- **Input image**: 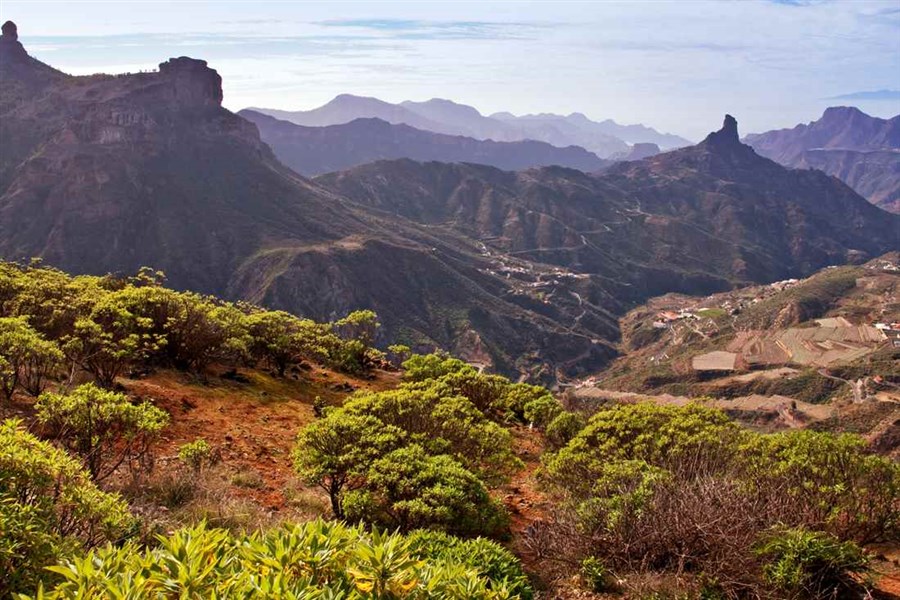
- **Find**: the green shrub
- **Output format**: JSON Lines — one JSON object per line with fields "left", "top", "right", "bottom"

{"left": 435, "top": 369, "right": 510, "bottom": 417}
{"left": 35, "top": 383, "right": 169, "bottom": 481}
{"left": 407, "top": 529, "right": 533, "bottom": 598}
{"left": 580, "top": 556, "right": 611, "bottom": 593}
{"left": 402, "top": 352, "right": 470, "bottom": 382}
{"left": 294, "top": 413, "right": 406, "bottom": 518}
{"left": 503, "top": 382, "right": 555, "bottom": 421}
{"left": 741, "top": 430, "right": 900, "bottom": 543}
{"left": 523, "top": 393, "right": 562, "bottom": 428}
{"left": 177, "top": 439, "right": 212, "bottom": 474}
{"left": 545, "top": 411, "right": 586, "bottom": 448}
{"left": 755, "top": 527, "right": 869, "bottom": 597}
{"left": 0, "top": 317, "right": 63, "bottom": 399}
{"left": 537, "top": 403, "right": 898, "bottom": 597}
{"left": 19, "top": 519, "right": 530, "bottom": 599}
{"left": 294, "top": 372, "right": 521, "bottom": 534}
{"left": 0, "top": 419, "right": 133, "bottom": 597}
{"left": 542, "top": 402, "right": 741, "bottom": 500}
{"left": 246, "top": 310, "right": 306, "bottom": 377}
{"left": 339, "top": 387, "right": 521, "bottom": 484}
{"left": 344, "top": 445, "right": 508, "bottom": 537}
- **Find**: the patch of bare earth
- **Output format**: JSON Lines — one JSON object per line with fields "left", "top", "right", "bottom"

{"left": 122, "top": 365, "right": 399, "bottom": 513}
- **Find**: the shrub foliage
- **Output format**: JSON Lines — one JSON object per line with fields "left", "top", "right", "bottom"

{"left": 20, "top": 519, "right": 530, "bottom": 599}
{"left": 0, "top": 419, "right": 134, "bottom": 597}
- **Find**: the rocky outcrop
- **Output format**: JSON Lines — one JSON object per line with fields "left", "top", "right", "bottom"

{"left": 158, "top": 57, "right": 224, "bottom": 108}
{"left": 0, "top": 20, "right": 25, "bottom": 59}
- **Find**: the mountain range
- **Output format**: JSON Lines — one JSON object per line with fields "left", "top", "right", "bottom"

{"left": 745, "top": 107, "right": 900, "bottom": 213}
{"left": 1, "top": 23, "right": 897, "bottom": 382}
{"left": 248, "top": 94, "right": 691, "bottom": 158}
{"left": 238, "top": 110, "right": 609, "bottom": 176}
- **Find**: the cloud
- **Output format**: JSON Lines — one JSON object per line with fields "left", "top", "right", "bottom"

{"left": 768, "top": 0, "right": 827, "bottom": 6}
{"left": 827, "top": 89, "right": 900, "bottom": 101}
{"left": 317, "top": 18, "right": 548, "bottom": 40}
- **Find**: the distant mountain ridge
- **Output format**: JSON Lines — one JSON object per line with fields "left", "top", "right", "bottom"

{"left": 490, "top": 111, "right": 691, "bottom": 150}
{"left": 745, "top": 107, "right": 900, "bottom": 212}
{"left": 2, "top": 22, "right": 896, "bottom": 382}
{"left": 247, "top": 94, "right": 691, "bottom": 158}
{"left": 239, "top": 109, "right": 609, "bottom": 176}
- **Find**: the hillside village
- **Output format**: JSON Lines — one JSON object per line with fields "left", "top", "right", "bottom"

{"left": 571, "top": 255, "right": 900, "bottom": 446}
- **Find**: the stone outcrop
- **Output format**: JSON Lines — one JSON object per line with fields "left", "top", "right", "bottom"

{"left": 158, "top": 57, "right": 224, "bottom": 108}
{"left": 1, "top": 21, "right": 31, "bottom": 62}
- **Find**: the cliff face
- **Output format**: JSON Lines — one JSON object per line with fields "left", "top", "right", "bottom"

{"left": 0, "top": 24, "right": 343, "bottom": 294}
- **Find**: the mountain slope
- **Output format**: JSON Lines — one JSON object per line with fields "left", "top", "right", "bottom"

{"left": 321, "top": 116, "right": 898, "bottom": 293}
{"left": 238, "top": 110, "right": 608, "bottom": 175}
{"left": 745, "top": 107, "right": 900, "bottom": 212}
{"left": 399, "top": 98, "right": 522, "bottom": 142}
{"left": 0, "top": 24, "right": 620, "bottom": 381}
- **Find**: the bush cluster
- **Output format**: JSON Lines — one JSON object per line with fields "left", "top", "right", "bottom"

{"left": 536, "top": 402, "right": 899, "bottom": 597}
{"left": 0, "top": 261, "right": 383, "bottom": 394}
{"left": 0, "top": 420, "right": 134, "bottom": 597}
{"left": 293, "top": 356, "right": 527, "bottom": 536}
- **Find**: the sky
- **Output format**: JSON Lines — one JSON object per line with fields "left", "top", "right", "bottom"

{"left": 1, "top": 0, "right": 898, "bottom": 140}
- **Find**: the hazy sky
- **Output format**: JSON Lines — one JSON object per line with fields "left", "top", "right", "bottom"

{"left": 2, "top": 0, "right": 898, "bottom": 140}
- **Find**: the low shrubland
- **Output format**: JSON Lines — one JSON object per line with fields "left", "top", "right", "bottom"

{"left": 0, "top": 261, "right": 384, "bottom": 395}
{"left": 533, "top": 402, "right": 899, "bottom": 598}
{"left": 3, "top": 260, "right": 897, "bottom": 599}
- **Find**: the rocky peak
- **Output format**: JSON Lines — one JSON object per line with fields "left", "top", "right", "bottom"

{"left": 698, "top": 114, "right": 761, "bottom": 163}
{"left": 705, "top": 114, "right": 740, "bottom": 145}
{"left": 2, "top": 20, "right": 18, "bottom": 40}
{"left": 0, "top": 20, "right": 28, "bottom": 61}
{"left": 157, "top": 56, "right": 223, "bottom": 108}
{"left": 820, "top": 106, "right": 864, "bottom": 122}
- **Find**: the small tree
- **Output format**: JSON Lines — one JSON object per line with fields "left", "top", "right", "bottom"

{"left": 335, "top": 310, "right": 380, "bottom": 347}
{"left": 61, "top": 292, "right": 161, "bottom": 388}
{"left": 0, "top": 317, "right": 63, "bottom": 399}
{"left": 35, "top": 384, "right": 169, "bottom": 481}
{"left": 386, "top": 344, "right": 411, "bottom": 368}
{"left": 247, "top": 310, "right": 304, "bottom": 377}
{"left": 755, "top": 527, "right": 870, "bottom": 597}
{"left": 344, "top": 445, "right": 508, "bottom": 536}
{"left": 293, "top": 413, "right": 405, "bottom": 518}
{"left": 341, "top": 386, "right": 521, "bottom": 484}
{"left": 545, "top": 411, "right": 586, "bottom": 449}
{"left": 402, "top": 352, "right": 469, "bottom": 382}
